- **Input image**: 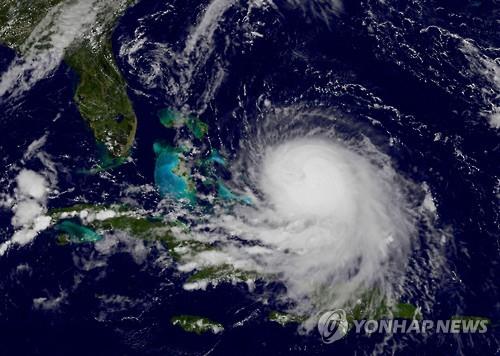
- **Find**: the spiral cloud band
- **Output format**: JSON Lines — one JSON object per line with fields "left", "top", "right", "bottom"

{"left": 184, "top": 111, "right": 427, "bottom": 323}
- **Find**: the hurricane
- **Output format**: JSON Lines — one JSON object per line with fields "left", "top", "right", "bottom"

{"left": 0, "top": 0, "right": 498, "bottom": 354}
{"left": 176, "top": 106, "right": 441, "bottom": 329}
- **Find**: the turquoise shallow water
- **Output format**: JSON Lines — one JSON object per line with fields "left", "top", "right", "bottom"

{"left": 153, "top": 142, "right": 194, "bottom": 201}
{"left": 55, "top": 220, "right": 102, "bottom": 243}
{"left": 0, "top": 0, "right": 498, "bottom": 355}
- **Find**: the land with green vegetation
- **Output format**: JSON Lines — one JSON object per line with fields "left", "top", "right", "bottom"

{"left": 49, "top": 204, "right": 211, "bottom": 260}
{"left": 0, "top": 0, "right": 137, "bottom": 161}
{"left": 49, "top": 204, "right": 259, "bottom": 288}
{"left": 158, "top": 109, "right": 209, "bottom": 140}
{"left": 269, "top": 311, "right": 306, "bottom": 326}
{"left": 171, "top": 315, "right": 224, "bottom": 334}
{"left": 56, "top": 220, "right": 103, "bottom": 244}
{"left": 48, "top": 205, "right": 493, "bottom": 333}
{"left": 66, "top": 41, "right": 136, "bottom": 159}
{"left": 0, "top": 0, "right": 64, "bottom": 47}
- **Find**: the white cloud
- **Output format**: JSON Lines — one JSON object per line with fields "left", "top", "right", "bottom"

{"left": 182, "top": 128, "right": 444, "bottom": 329}
{"left": 0, "top": 137, "right": 57, "bottom": 256}
{"left": 460, "top": 40, "right": 500, "bottom": 129}
{"left": 15, "top": 169, "right": 48, "bottom": 200}
{"left": 0, "top": 0, "right": 131, "bottom": 98}
{"left": 5, "top": 169, "right": 51, "bottom": 249}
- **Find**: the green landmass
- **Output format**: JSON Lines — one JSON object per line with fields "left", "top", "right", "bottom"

{"left": 171, "top": 315, "right": 224, "bottom": 335}
{"left": 65, "top": 41, "right": 136, "bottom": 159}
{"left": 0, "top": 0, "right": 64, "bottom": 47}
{"left": 88, "top": 214, "right": 212, "bottom": 260}
{"left": 268, "top": 289, "right": 422, "bottom": 329}
{"left": 48, "top": 204, "right": 212, "bottom": 260}
{"left": 55, "top": 220, "right": 102, "bottom": 243}
{"left": 0, "top": 0, "right": 137, "bottom": 161}
{"left": 49, "top": 203, "right": 99, "bottom": 216}
{"left": 158, "top": 109, "right": 209, "bottom": 140}
{"left": 49, "top": 205, "right": 492, "bottom": 335}
{"left": 269, "top": 311, "right": 306, "bottom": 326}
{"left": 346, "top": 289, "right": 422, "bottom": 322}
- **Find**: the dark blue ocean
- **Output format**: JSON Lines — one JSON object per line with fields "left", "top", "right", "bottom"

{"left": 0, "top": 0, "right": 498, "bottom": 355}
